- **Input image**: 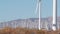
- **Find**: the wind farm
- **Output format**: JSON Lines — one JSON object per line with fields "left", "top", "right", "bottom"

{"left": 0, "top": 0, "right": 60, "bottom": 34}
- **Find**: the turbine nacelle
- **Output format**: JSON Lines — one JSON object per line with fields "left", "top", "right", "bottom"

{"left": 39, "top": 0, "right": 41, "bottom": 2}
{"left": 37, "top": 0, "right": 41, "bottom": 2}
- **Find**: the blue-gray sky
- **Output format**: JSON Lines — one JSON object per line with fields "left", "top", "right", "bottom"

{"left": 0, "top": 0, "right": 60, "bottom": 22}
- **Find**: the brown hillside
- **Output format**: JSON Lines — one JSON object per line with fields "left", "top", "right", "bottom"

{"left": 0, "top": 27, "right": 60, "bottom": 34}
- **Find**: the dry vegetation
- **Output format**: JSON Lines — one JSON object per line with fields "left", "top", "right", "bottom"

{"left": 0, "top": 27, "right": 60, "bottom": 34}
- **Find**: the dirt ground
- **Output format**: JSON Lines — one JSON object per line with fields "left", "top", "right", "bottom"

{"left": 0, "top": 27, "right": 60, "bottom": 34}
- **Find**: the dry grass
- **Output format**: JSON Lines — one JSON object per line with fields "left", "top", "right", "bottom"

{"left": 0, "top": 27, "right": 60, "bottom": 34}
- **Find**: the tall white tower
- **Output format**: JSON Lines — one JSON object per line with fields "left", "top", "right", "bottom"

{"left": 35, "top": 0, "right": 41, "bottom": 30}
{"left": 53, "top": 0, "right": 57, "bottom": 30}
{"left": 38, "top": 0, "right": 41, "bottom": 30}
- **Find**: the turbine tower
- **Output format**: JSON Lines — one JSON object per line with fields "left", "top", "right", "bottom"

{"left": 35, "top": 0, "right": 41, "bottom": 30}
{"left": 53, "top": 0, "right": 57, "bottom": 30}
{"left": 39, "top": 0, "right": 41, "bottom": 30}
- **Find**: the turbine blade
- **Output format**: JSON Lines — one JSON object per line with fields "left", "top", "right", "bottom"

{"left": 35, "top": 0, "right": 39, "bottom": 14}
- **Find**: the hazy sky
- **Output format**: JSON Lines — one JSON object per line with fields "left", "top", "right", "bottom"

{"left": 0, "top": 0, "right": 60, "bottom": 22}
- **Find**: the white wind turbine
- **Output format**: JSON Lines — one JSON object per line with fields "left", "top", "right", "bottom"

{"left": 35, "top": 0, "right": 41, "bottom": 30}
{"left": 35, "top": 0, "right": 57, "bottom": 31}
{"left": 53, "top": 0, "right": 57, "bottom": 31}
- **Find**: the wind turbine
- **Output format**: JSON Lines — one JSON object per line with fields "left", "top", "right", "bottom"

{"left": 35, "top": 0, "right": 41, "bottom": 30}
{"left": 53, "top": 0, "right": 57, "bottom": 31}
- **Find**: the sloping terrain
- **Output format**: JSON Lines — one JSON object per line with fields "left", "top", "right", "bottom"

{"left": 0, "top": 17, "right": 60, "bottom": 30}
